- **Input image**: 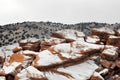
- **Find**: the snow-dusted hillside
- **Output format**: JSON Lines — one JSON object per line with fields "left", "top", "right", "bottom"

{"left": 0, "top": 21, "right": 120, "bottom": 46}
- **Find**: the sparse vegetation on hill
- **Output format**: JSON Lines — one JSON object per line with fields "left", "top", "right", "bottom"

{"left": 0, "top": 21, "right": 120, "bottom": 46}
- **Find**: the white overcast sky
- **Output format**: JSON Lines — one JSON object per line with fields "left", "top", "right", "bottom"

{"left": 0, "top": 0, "right": 120, "bottom": 25}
